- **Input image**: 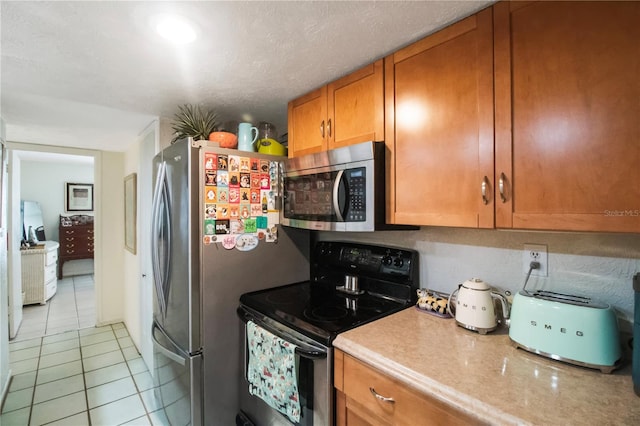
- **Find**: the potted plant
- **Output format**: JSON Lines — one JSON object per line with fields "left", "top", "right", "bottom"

{"left": 171, "top": 104, "right": 218, "bottom": 143}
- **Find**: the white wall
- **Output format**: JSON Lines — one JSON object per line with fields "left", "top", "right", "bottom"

{"left": 0, "top": 119, "right": 10, "bottom": 404}
{"left": 320, "top": 227, "right": 640, "bottom": 332}
{"left": 95, "top": 151, "right": 125, "bottom": 325}
{"left": 21, "top": 161, "right": 93, "bottom": 242}
{"left": 123, "top": 133, "right": 141, "bottom": 348}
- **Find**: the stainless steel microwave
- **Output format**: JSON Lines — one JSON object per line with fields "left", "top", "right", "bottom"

{"left": 281, "top": 141, "right": 402, "bottom": 232}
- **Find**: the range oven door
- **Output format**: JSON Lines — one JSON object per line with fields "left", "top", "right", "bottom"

{"left": 237, "top": 306, "right": 332, "bottom": 426}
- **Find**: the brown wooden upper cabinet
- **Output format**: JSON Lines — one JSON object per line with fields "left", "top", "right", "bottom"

{"left": 494, "top": 1, "right": 640, "bottom": 233}
{"left": 287, "top": 60, "right": 384, "bottom": 157}
{"left": 385, "top": 8, "right": 494, "bottom": 228}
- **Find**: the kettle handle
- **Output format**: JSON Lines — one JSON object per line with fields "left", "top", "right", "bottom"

{"left": 447, "top": 286, "right": 460, "bottom": 317}
{"left": 490, "top": 291, "right": 510, "bottom": 321}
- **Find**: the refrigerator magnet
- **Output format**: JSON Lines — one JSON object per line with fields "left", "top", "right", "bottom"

{"left": 260, "top": 174, "right": 270, "bottom": 189}
{"left": 204, "top": 219, "right": 216, "bottom": 235}
{"left": 221, "top": 234, "right": 236, "bottom": 249}
{"left": 205, "top": 153, "right": 216, "bottom": 170}
{"left": 236, "top": 234, "right": 259, "bottom": 251}
{"left": 217, "top": 171, "right": 229, "bottom": 187}
{"left": 240, "top": 157, "right": 250, "bottom": 172}
{"left": 250, "top": 204, "right": 262, "bottom": 217}
{"left": 229, "top": 155, "right": 240, "bottom": 172}
{"left": 260, "top": 160, "right": 269, "bottom": 173}
{"left": 251, "top": 158, "right": 259, "bottom": 171}
{"left": 241, "top": 188, "right": 251, "bottom": 203}
{"left": 251, "top": 172, "right": 261, "bottom": 188}
{"left": 265, "top": 225, "right": 277, "bottom": 243}
{"left": 205, "top": 187, "right": 217, "bottom": 202}
{"left": 243, "top": 218, "right": 257, "bottom": 233}
{"left": 229, "top": 172, "right": 240, "bottom": 187}
{"left": 217, "top": 155, "right": 228, "bottom": 170}
{"left": 256, "top": 216, "right": 267, "bottom": 229}
{"left": 230, "top": 219, "right": 244, "bottom": 234}
{"left": 205, "top": 204, "right": 216, "bottom": 219}
{"left": 229, "top": 188, "right": 240, "bottom": 204}
{"left": 215, "top": 219, "right": 230, "bottom": 234}
{"left": 205, "top": 171, "right": 217, "bottom": 186}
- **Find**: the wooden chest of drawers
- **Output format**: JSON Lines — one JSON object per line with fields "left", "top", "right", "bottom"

{"left": 58, "top": 216, "right": 94, "bottom": 279}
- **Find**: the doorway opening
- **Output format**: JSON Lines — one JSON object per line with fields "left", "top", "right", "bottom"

{"left": 10, "top": 149, "right": 98, "bottom": 342}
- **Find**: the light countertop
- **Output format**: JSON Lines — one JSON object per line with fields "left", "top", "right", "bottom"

{"left": 333, "top": 308, "right": 640, "bottom": 425}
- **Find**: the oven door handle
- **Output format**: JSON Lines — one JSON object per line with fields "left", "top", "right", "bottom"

{"left": 238, "top": 307, "right": 327, "bottom": 360}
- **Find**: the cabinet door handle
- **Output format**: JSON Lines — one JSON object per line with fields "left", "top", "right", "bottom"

{"left": 327, "top": 119, "right": 332, "bottom": 138}
{"left": 481, "top": 176, "right": 490, "bottom": 205}
{"left": 369, "top": 387, "right": 395, "bottom": 403}
{"left": 499, "top": 172, "right": 508, "bottom": 203}
{"left": 320, "top": 120, "right": 325, "bottom": 138}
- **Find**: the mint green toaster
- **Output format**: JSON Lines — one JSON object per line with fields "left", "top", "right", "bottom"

{"left": 509, "top": 290, "right": 622, "bottom": 373}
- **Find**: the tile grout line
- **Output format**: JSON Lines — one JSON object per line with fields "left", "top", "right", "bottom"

{"left": 78, "top": 327, "right": 93, "bottom": 426}
{"left": 115, "top": 323, "right": 155, "bottom": 425}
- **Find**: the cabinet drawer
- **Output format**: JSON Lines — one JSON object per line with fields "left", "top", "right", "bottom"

{"left": 45, "top": 249, "right": 58, "bottom": 266}
{"left": 45, "top": 278, "right": 57, "bottom": 300}
{"left": 343, "top": 355, "right": 476, "bottom": 426}
{"left": 44, "top": 264, "right": 57, "bottom": 283}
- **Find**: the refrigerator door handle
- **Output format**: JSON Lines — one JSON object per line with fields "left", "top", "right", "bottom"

{"left": 151, "top": 161, "right": 171, "bottom": 317}
{"left": 152, "top": 321, "right": 188, "bottom": 365}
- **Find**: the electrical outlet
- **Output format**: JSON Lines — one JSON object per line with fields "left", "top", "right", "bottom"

{"left": 523, "top": 244, "right": 548, "bottom": 277}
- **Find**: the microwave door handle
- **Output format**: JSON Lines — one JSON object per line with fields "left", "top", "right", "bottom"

{"left": 332, "top": 169, "right": 345, "bottom": 222}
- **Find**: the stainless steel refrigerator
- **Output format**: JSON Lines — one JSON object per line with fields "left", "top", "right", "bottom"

{"left": 151, "top": 138, "right": 310, "bottom": 426}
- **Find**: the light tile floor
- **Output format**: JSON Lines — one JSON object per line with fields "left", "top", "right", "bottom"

{"left": 2, "top": 324, "right": 168, "bottom": 425}
{"left": 15, "top": 275, "right": 96, "bottom": 342}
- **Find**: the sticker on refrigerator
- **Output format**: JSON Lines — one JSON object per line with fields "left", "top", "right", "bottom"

{"left": 229, "top": 188, "right": 240, "bottom": 204}
{"left": 217, "top": 204, "right": 230, "bottom": 219}
{"left": 229, "top": 155, "right": 240, "bottom": 172}
{"left": 204, "top": 219, "right": 216, "bottom": 235}
{"left": 243, "top": 218, "right": 257, "bottom": 233}
{"left": 236, "top": 234, "right": 259, "bottom": 251}
{"left": 217, "top": 188, "right": 229, "bottom": 203}
{"left": 260, "top": 160, "right": 269, "bottom": 173}
{"left": 240, "top": 157, "right": 250, "bottom": 172}
{"left": 205, "top": 204, "right": 216, "bottom": 219}
{"left": 205, "top": 186, "right": 217, "bottom": 202}
{"left": 217, "top": 171, "right": 229, "bottom": 187}
{"left": 256, "top": 216, "right": 268, "bottom": 230}
{"left": 205, "top": 170, "right": 217, "bottom": 186}
{"left": 265, "top": 225, "right": 278, "bottom": 243}
{"left": 215, "top": 220, "right": 230, "bottom": 234}
{"left": 250, "top": 204, "right": 262, "bottom": 217}
{"left": 221, "top": 234, "right": 236, "bottom": 250}
{"left": 217, "top": 155, "right": 228, "bottom": 170}
{"left": 205, "top": 153, "right": 216, "bottom": 170}
{"left": 251, "top": 158, "right": 259, "bottom": 171}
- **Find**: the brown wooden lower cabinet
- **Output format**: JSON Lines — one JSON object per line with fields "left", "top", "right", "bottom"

{"left": 334, "top": 349, "right": 478, "bottom": 426}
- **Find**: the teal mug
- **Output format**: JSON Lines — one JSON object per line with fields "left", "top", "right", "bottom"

{"left": 238, "top": 122, "right": 258, "bottom": 152}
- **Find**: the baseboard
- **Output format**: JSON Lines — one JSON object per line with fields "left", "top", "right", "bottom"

{"left": 0, "top": 368, "right": 12, "bottom": 414}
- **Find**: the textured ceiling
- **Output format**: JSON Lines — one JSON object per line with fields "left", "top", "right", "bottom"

{"left": 1, "top": 1, "right": 492, "bottom": 152}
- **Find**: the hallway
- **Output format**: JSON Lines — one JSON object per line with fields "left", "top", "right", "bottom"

{"left": 14, "top": 274, "right": 96, "bottom": 342}
{"left": 2, "top": 272, "right": 168, "bottom": 425}
{"left": 2, "top": 323, "right": 166, "bottom": 425}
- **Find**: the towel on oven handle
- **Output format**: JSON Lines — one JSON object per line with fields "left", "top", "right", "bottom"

{"left": 247, "top": 320, "right": 301, "bottom": 423}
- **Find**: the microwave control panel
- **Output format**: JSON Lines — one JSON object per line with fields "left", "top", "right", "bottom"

{"left": 345, "top": 168, "right": 366, "bottom": 222}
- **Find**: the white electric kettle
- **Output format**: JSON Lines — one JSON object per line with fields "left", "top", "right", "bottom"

{"left": 448, "top": 278, "right": 510, "bottom": 335}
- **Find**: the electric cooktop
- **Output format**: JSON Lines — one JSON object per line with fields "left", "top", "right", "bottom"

{"left": 239, "top": 241, "right": 420, "bottom": 345}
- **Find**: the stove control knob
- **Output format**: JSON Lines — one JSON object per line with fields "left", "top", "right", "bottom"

{"left": 393, "top": 257, "right": 404, "bottom": 268}
{"left": 382, "top": 256, "right": 393, "bottom": 266}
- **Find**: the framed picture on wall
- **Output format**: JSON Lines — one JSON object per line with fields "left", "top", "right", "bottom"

{"left": 124, "top": 173, "right": 137, "bottom": 254}
{"left": 66, "top": 182, "right": 94, "bottom": 212}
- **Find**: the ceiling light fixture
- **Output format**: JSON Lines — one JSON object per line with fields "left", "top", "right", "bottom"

{"left": 153, "top": 14, "right": 197, "bottom": 45}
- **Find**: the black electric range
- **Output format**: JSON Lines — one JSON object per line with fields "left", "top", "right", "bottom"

{"left": 239, "top": 241, "right": 419, "bottom": 345}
